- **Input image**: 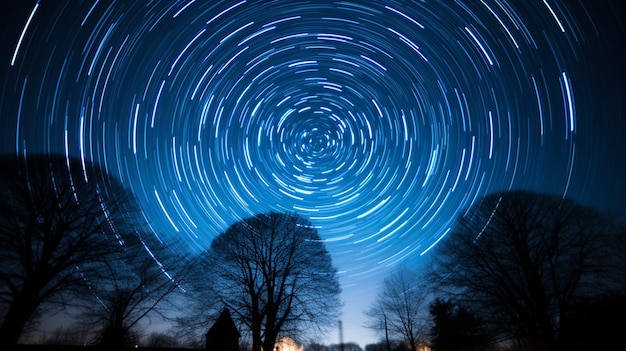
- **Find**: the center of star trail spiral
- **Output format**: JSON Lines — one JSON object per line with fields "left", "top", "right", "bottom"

{"left": 4, "top": 0, "right": 589, "bottom": 281}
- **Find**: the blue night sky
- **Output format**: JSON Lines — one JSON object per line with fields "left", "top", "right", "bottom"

{"left": 1, "top": 0, "right": 625, "bottom": 346}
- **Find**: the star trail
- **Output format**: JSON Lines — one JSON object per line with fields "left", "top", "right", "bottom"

{"left": 1, "top": 0, "right": 625, "bottom": 344}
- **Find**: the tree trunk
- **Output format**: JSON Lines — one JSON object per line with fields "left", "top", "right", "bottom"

{"left": 252, "top": 320, "right": 263, "bottom": 351}
{"left": 0, "top": 292, "right": 38, "bottom": 347}
{"left": 263, "top": 336, "right": 277, "bottom": 351}
{"left": 384, "top": 314, "right": 392, "bottom": 351}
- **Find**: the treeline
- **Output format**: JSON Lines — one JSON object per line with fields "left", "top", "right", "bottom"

{"left": 2, "top": 154, "right": 625, "bottom": 351}
{"left": 0, "top": 154, "right": 341, "bottom": 350}
{"left": 0, "top": 154, "right": 193, "bottom": 348}
{"left": 364, "top": 191, "right": 626, "bottom": 351}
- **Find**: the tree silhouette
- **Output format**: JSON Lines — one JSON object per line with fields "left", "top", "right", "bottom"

{"left": 428, "top": 298, "right": 489, "bottom": 351}
{"left": 428, "top": 190, "right": 626, "bottom": 350}
{"left": 559, "top": 292, "right": 626, "bottom": 349}
{"left": 84, "top": 238, "right": 186, "bottom": 348}
{"left": 0, "top": 154, "right": 147, "bottom": 346}
{"left": 365, "top": 340, "right": 404, "bottom": 351}
{"left": 306, "top": 342, "right": 332, "bottom": 351}
{"left": 365, "top": 268, "right": 430, "bottom": 351}
{"left": 143, "top": 331, "right": 180, "bottom": 348}
{"left": 203, "top": 211, "right": 341, "bottom": 351}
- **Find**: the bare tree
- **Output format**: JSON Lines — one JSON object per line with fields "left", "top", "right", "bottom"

{"left": 143, "top": 331, "right": 180, "bottom": 348}
{"left": 82, "top": 237, "right": 188, "bottom": 348}
{"left": 428, "top": 190, "right": 626, "bottom": 351}
{"left": 204, "top": 211, "right": 341, "bottom": 351}
{"left": 0, "top": 154, "right": 145, "bottom": 346}
{"left": 365, "top": 268, "right": 430, "bottom": 351}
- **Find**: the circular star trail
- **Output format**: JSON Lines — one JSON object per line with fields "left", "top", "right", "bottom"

{"left": 1, "top": 0, "right": 625, "bottom": 291}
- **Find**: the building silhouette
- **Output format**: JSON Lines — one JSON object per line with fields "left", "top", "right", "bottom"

{"left": 206, "top": 308, "right": 240, "bottom": 351}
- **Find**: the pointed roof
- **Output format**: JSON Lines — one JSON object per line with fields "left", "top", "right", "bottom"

{"left": 206, "top": 308, "right": 240, "bottom": 338}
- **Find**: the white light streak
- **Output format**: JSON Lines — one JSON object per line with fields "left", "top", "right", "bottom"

{"left": 488, "top": 111, "right": 494, "bottom": 159}
{"left": 543, "top": 0, "right": 566, "bottom": 32}
{"left": 357, "top": 196, "right": 390, "bottom": 219}
{"left": 132, "top": 103, "right": 140, "bottom": 154}
{"left": 169, "top": 28, "right": 206, "bottom": 76}
{"left": 207, "top": 1, "right": 246, "bottom": 25}
{"left": 561, "top": 72, "right": 575, "bottom": 133}
{"left": 465, "top": 26, "right": 494, "bottom": 66}
{"left": 385, "top": 6, "right": 424, "bottom": 28}
{"left": 173, "top": 0, "right": 195, "bottom": 18}
{"left": 372, "top": 99, "right": 383, "bottom": 117}
{"left": 154, "top": 189, "right": 180, "bottom": 232}
{"left": 11, "top": 2, "right": 39, "bottom": 66}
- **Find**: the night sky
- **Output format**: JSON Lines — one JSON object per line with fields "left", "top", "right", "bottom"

{"left": 1, "top": 0, "right": 625, "bottom": 346}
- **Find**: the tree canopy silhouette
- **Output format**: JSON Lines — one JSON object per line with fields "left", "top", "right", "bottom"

{"left": 202, "top": 211, "right": 341, "bottom": 351}
{"left": 0, "top": 154, "right": 152, "bottom": 346}
{"left": 428, "top": 190, "right": 626, "bottom": 351}
{"left": 428, "top": 298, "right": 489, "bottom": 351}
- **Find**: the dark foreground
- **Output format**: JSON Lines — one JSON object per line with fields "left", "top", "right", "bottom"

{"left": 14, "top": 346, "right": 201, "bottom": 351}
